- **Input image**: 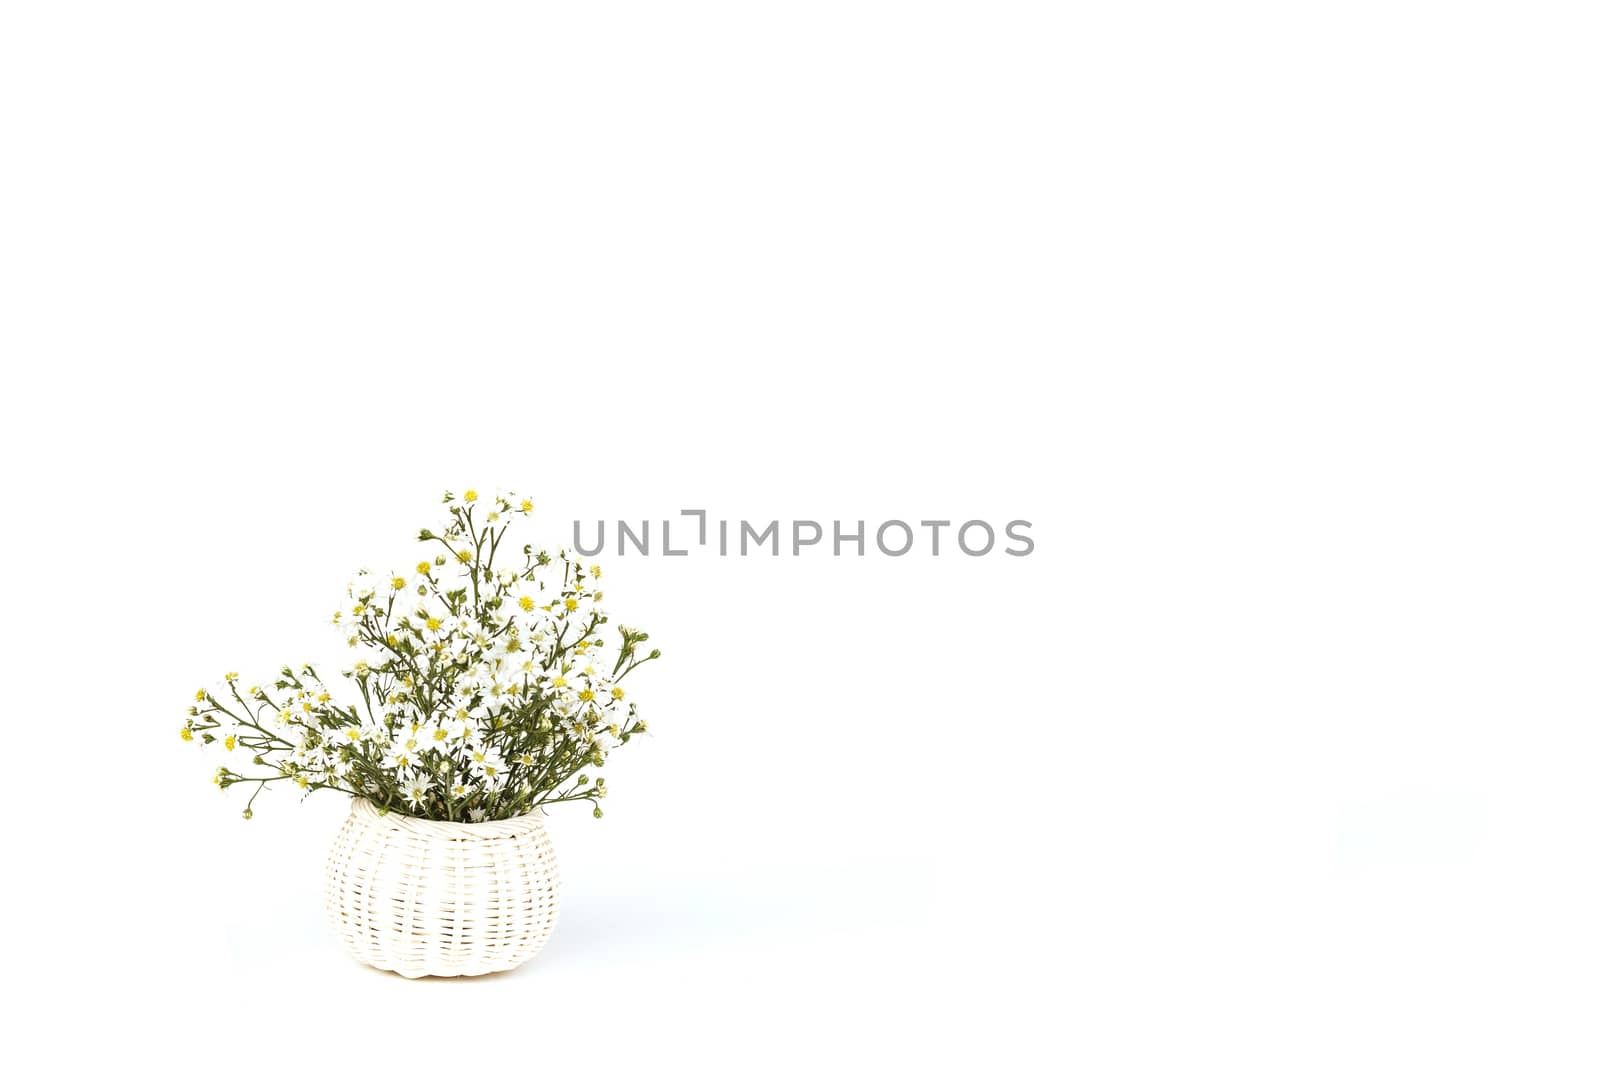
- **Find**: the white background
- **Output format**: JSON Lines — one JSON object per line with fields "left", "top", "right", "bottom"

{"left": 3, "top": 3, "right": 1598, "bottom": 1064}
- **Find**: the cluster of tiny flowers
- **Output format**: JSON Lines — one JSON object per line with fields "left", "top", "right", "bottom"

{"left": 181, "top": 490, "right": 657, "bottom": 822}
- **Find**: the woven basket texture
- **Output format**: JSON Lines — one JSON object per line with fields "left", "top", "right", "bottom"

{"left": 325, "top": 797, "right": 561, "bottom": 978}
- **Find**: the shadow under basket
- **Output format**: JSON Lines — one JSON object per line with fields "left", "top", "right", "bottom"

{"left": 324, "top": 797, "right": 561, "bottom": 978}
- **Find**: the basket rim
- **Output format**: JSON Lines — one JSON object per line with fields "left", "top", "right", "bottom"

{"left": 349, "top": 795, "right": 548, "bottom": 839}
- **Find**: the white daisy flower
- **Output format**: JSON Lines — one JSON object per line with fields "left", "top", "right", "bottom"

{"left": 417, "top": 610, "right": 456, "bottom": 638}
{"left": 398, "top": 774, "right": 431, "bottom": 810}
{"left": 385, "top": 747, "right": 421, "bottom": 771}
{"left": 421, "top": 721, "right": 455, "bottom": 750}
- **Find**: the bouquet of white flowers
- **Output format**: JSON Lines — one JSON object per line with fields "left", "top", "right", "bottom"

{"left": 180, "top": 489, "right": 656, "bottom": 822}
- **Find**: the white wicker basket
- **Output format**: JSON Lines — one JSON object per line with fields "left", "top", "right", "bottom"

{"left": 324, "top": 797, "right": 561, "bottom": 978}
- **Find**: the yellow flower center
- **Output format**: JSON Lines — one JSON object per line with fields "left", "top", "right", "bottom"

{"left": 518, "top": 596, "right": 534, "bottom": 611}
{"left": 520, "top": 499, "right": 533, "bottom": 514}
{"left": 180, "top": 726, "right": 193, "bottom": 742}
{"left": 464, "top": 489, "right": 478, "bottom": 502}
{"left": 223, "top": 736, "right": 236, "bottom": 751}
{"left": 564, "top": 597, "right": 579, "bottom": 612}
{"left": 417, "top": 561, "right": 431, "bottom": 575}
{"left": 392, "top": 576, "right": 407, "bottom": 590}
{"left": 425, "top": 617, "right": 443, "bottom": 632}
{"left": 457, "top": 550, "right": 473, "bottom": 563}
{"left": 579, "top": 688, "right": 596, "bottom": 702}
